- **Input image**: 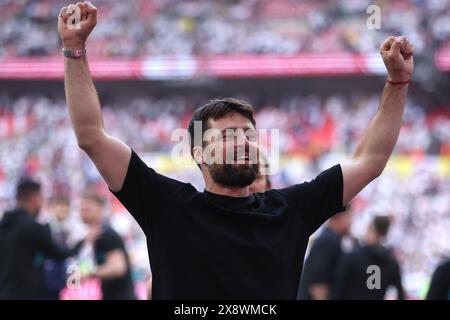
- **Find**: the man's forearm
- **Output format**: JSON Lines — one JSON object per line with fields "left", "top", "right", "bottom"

{"left": 352, "top": 82, "right": 408, "bottom": 174}
{"left": 93, "top": 252, "right": 127, "bottom": 280}
{"left": 64, "top": 56, "right": 104, "bottom": 149}
{"left": 94, "top": 263, "right": 126, "bottom": 280}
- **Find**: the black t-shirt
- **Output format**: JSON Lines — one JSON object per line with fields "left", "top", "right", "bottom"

{"left": 93, "top": 225, "right": 136, "bottom": 300}
{"left": 426, "top": 259, "right": 450, "bottom": 300}
{"left": 111, "top": 150, "right": 345, "bottom": 299}
{"left": 297, "top": 228, "right": 343, "bottom": 300}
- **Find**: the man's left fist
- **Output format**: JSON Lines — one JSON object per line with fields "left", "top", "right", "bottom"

{"left": 380, "top": 36, "right": 414, "bottom": 82}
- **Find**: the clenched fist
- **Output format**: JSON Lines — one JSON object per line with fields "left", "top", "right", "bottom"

{"left": 380, "top": 36, "right": 414, "bottom": 83}
{"left": 57, "top": 1, "right": 97, "bottom": 50}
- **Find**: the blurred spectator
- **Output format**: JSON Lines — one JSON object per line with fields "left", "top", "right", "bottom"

{"left": 298, "top": 207, "right": 354, "bottom": 300}
{"left": 331, "top": 215, "right": 405, "bottom": 300}
{"left": 249, "top": 150, "right": 271, "bottom": 193}
{"left": 42, "top": 195, "right": 81, "bottom": 299}
{"left": 0, "top": 179, "right": 83, "bottom": 299}
{"left": 79, "top": 191, "right": 137, "bottom": 300}
{"left": 426, "top": 258, "right": 450, "bottom": 300}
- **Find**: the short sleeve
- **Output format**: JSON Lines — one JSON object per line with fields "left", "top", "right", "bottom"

{"left": 96, "top": 231, "right": 122, "bottom": 254}
{"left": 276, "top": 164, "right": 345, "bottom": 235}
{"left": 110, "top": 149, "right": 186, "bottom": 232}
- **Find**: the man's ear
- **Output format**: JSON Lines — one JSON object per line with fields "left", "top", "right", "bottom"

{"left": 193, "top": 145, "right": 203, "bottom": 165}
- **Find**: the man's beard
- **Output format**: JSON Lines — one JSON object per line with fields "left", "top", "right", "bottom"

{"left": 208, "top": 163, "right": 258, "bottom": 187}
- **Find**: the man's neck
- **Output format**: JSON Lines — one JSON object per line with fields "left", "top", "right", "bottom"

{"left": 205, "top": 183, "right": 251, "bottom": 197}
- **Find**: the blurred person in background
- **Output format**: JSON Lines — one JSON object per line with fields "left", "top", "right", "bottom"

{"left": 331, "top": 215, "right": 405, "bottom": 300}
{"left": 426, "top": 258, "right": 450, "bottom": 300}
{"left": 0, "top": 180, "right": 83, "bottom": 299}
{"left": 42, "top": 195, "right": 81, "bottom": 299}
{"left": 249, "top": 150, "right": 271, "bottom": 193}
{"left": 297, "top": 207, "right": 353, "bottom": 300}
{"left": 79, "top": 191, "right": 136, "bottom": 300}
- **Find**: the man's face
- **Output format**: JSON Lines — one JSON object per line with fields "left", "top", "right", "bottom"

{"left": 28, "top": 192, "right": 43, "bottom": 217}
{"left": 200, "top": 113, "right": 259, "bottom": 187}
{"left": 80, "top": 198, "right": 102, "bottom": 225}
{"left": 50, "top": 202, "right": 70, "bottom": 222}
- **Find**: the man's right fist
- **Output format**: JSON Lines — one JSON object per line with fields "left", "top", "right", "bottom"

{"left": 57, "top": 1, "right": 97, "bottom": 50}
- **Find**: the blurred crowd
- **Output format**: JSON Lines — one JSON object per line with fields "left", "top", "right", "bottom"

{"left": 0, "top": 92, "right": 449, "bottom": 298}
{"left": 0, "top": 0, "right": 449, "bottom": 58}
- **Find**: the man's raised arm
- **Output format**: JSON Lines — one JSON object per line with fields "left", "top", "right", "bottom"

{"left": 341, "top": 36, "right": 414, "bottom": 205}
{"left": 58, "top": 1, "right": 131, "bottom": 191}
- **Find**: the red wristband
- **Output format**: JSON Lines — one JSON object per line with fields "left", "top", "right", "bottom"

{"left": 387, "top": 80, "right": 411, "bottom": 86}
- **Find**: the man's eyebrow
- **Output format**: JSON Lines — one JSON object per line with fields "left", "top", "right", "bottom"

{"left": 220, "top": 127, "right": 256, "bottom": 134}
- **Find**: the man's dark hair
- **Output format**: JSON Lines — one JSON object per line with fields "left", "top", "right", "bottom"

{"left": 16, "top": 179, "right": 41, "bottom": 202}
{"left": 372, "top": 215, "right": 391, "bottom": 237}
{"left": 187, "top": 98, "right": 256, "bottom": 159}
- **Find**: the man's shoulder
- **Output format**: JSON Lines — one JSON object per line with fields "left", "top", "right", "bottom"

{"left": 7, "top": 211, "right": 47, "bottom": 239}
{"left": 114, "top": 148, "right": 195, "bottom": 199}
{"left": 130, "top": 150, "right": 195, "bottom": 189}
{"left": 264, "top": 184, "right": 309, "bottom": 203}
{"left": 100, "top": 225, "right": 122, "bottom": 241}
{"left": 314, "top": 229, "right": 342, "bottom": 249}
{"left": 95, "top": 226, "right": 124, "bottom": 250}
{"left": 7, "top": 209, "right": 40, "bottom": 227}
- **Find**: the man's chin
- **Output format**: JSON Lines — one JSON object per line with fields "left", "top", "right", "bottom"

{"left": 231, "top": 163, "right": 253, "bottom": 169}
{"left": 208, "top": 163, "right": 258, "bottom": 188}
